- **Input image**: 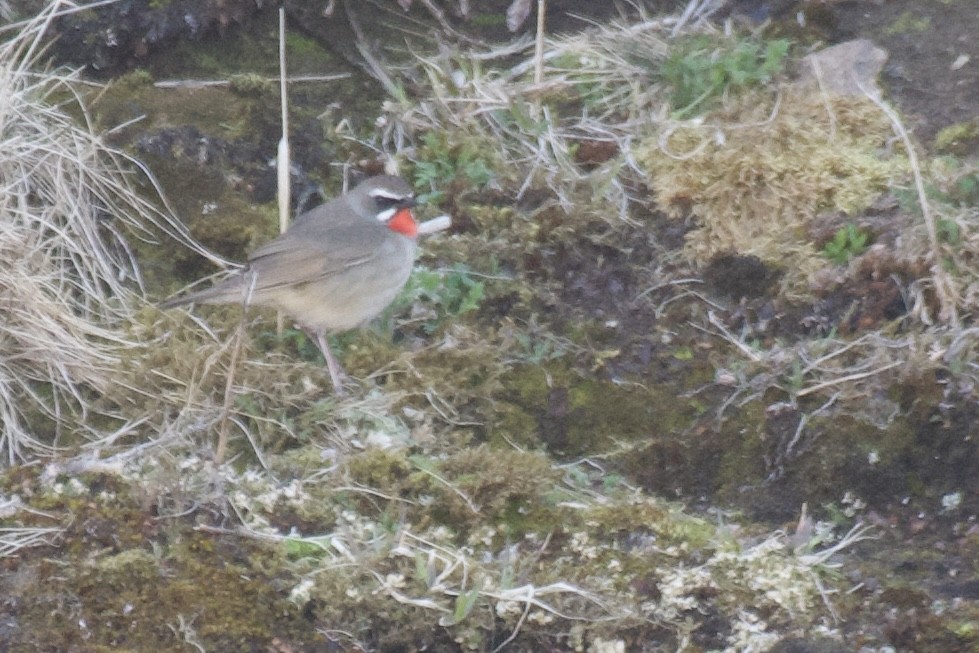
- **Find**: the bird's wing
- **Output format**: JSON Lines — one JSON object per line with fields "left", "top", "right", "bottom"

{"left": 246, "top": 220, "right": 384, "bottom": 292}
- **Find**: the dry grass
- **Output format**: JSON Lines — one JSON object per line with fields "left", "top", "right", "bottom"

{"left": 383, "top": 3, "right": 697, "bottom": 219}
{"left": 0, "top": 2, "right": 223, "bottom": 463}
{"left": 112, "top": 310, "right": 318, "bottom": 444}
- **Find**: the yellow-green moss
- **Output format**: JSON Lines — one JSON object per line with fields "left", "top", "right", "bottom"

{"left": 637, "top": 89, "right": 908, "bottom": 297}
{"left": 1, "top": 471, "right": 317, "bottom": 653}
{"left": 884, "top": 11, "right": 931, "bottom": 35}
{"left": 494, "top": 363, "right": 699, "bottom": 457}
{"left": 934, "top": 118, "right": 979, "bottom": 155}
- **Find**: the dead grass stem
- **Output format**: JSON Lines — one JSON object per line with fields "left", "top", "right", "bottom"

{"left": 386, "top": 3, "right": 678, "bottom": 221}
{"left": 858, "top": 80, "right": 960, "bottom": 326}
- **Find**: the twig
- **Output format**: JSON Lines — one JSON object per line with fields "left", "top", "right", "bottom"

{"left": 152, "top": 74, "right": 351, "bottom": 89}
{"left": 215, "top": 274, "right": 257, "bottom": 464}
{"left": 277, "top": 6, "right": 291, "bottom": 337}
{"left": 707, "top": 311, "right": 763, "bottom": 362}
{"left": 492, "top": 596, "right": 533, "bottom": 653}
{"left": 343, "top": 0, "right": 401, "bottom": 97}
{"left": 278, "top": 7, "right": 291, "bottom": 238}
{"left": 857, "top": 78, "right": 959, "bottom": 326}
{"left": 333, "top": 484, "right": 418, "bottom": 505}
{"left": 795, "top": 361, "right": 902, "bottom": 398}
{"left": 532, "top": 0, "right": 546, "bottom": 117}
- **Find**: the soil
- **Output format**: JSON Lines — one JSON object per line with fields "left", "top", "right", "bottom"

{"left": 832, "top": 0, "right": 979, "bottom": 148}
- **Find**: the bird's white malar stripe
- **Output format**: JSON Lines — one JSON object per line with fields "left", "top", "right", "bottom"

{"left": 376, "top": 206, "right": 397, "bottom": 222}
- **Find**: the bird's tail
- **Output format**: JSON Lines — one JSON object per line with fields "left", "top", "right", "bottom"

{"left": 159, "top": 275, "right": 248, "bottom": 309}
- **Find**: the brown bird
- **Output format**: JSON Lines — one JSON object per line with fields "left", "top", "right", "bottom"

{"left": 161, "top": 174, "right": 419, "bottom": 393}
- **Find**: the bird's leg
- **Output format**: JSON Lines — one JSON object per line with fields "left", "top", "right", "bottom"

{"left": 313, "top": 329, "right": 348, "bottom": 396}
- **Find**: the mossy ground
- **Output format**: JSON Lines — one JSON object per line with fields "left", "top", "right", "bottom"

{"left": 1, "top": 448, "right": 850, "bottom": 652}
{"left": 2, "top": 1, "right": 978, "bottom": 651}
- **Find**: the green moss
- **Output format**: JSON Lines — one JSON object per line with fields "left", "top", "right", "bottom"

{"left": 884, "top": 11, "right": 931, "bottom": 35}
{"left": 0, "top": 469, "right": 315, "bottom": 653}
{"left": 228, "top": 72, "right": 273, "bottom": 95}
{"left": 712, "top": 402, "right": 769, "bottom": 493}
{"left": 420, "top": 446, "right": 565, "bottom": 536}
{"left": 284, "top": 32, "right": 321, "bottom": 57}
{"left": 934, "top": 118, "right": 979, "bottom": 155}
{"left": 114, "top": 68, "right": 155, "bottom": 89}
{"left": 638, "top": 88, "right": 908, "bottom": 297}
{"left": 346, "top": 448, "right": 413, "bottom": 491}
{"left": 582, "top": 499, "right": 714, "bottom": 548}
{"left": 94, "top": 81, "right": 252, "bottom": 140}
{"left": 337, "top": 446, "right": 569, "bottom": 539}
{"left": 469, "top": 12, "right": 507, "bottom": 27}
{"left": 492, "top": 400, "right": 540, "bottom": 448}
{"left": 495, "top": 363, "right": 697, "bottom": 457}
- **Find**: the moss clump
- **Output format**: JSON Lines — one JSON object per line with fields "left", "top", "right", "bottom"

{"left": 418, "top": 445, "right": 563, "bottom": 536}
{"left": 1, "top": 433, "right": 870, "bottom": 653}
{"left": 884, "top": 11, "right": 931, "bottom": 35}
{"left": 338, "top": 446, "right": 566, "bottom": 539}
{"left": 934, "top": 117, "right": 979, "bottom": 155}
{"left": 496, "top": 363, "right": 699, "bottom": 457}
{"left": 637, "top": 89, "right": 907, "bottom": 297}
{"left": 581, "top": 498, "right": 715, "bottom": 548}
{"left": 345, "top": 447, "right": 414, "bottom": 492}
{"left": 1, "top": 469, "right": 316, "bottom": 653}
{"left": 228, "top": 72, "right": 273, "bottom": 95}
{"left": 114, "top": 68, "right": 154, "bottom": 89}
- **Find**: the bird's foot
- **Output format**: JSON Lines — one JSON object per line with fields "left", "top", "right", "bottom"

{"left": 310, "top": 329, "right": 352, "bottom": 397}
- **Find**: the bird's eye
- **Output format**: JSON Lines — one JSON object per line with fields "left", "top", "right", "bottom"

{"left": 375, "top": 196, "right": 402, "bottom": 211}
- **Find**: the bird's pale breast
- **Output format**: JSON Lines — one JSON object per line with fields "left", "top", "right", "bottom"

{"left": 264, "top": 233, "right": 416, "bottom": 332}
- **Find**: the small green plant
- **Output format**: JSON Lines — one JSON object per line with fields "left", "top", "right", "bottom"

{"left": 659, "top": 35, "right": 790, "bottom": 117}
{"left": 948, "top": 171, "right": 979, "bottom": 206}
{"left": 258, "top": 327, "right": 324, "bottom": 362}
{"left": 936, "top": 218, "right": 961, "bottom": 246}
{"left": 897, "top": 160, "right": 979, "bottom": 213}
{"left": 395, "top": 265, "right": 485, "bottom": 333}
{"left": 413, "top": 132, "right": 495, "bottom": 203}
{"left": 513, "top": 331, "right": 569, "bottom": 364}
{"left": 822, "top": 224, "right": 870, "bottom": 264}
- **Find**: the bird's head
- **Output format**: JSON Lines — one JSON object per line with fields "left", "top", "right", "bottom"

{"left": 352, "top": 175, "right": 418, "bottom": 238}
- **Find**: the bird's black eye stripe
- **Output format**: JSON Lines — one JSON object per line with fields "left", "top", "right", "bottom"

{"left": 375, "top": 196, "right": 402, "bottom": 211}
{"left": 374, "top": 194, "right": 417, "bottom": 211}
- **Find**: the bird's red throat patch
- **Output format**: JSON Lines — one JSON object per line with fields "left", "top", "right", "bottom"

{"left": 387, "top": 208, "right": 418, "bottom": 238}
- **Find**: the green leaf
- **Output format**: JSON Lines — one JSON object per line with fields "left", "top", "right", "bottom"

{"left": 453, "top": 587, "right": 480, "bottom": 623}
